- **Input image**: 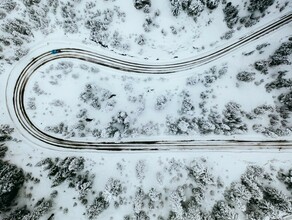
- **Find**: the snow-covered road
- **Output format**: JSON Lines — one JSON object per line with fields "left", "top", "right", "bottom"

{"left": 6, "top": 12, "right": 292, "bottom": 150}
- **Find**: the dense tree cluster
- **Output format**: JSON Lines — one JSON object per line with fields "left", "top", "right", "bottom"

{"left": 224, "top": 166, "right": 292, "bottom": 219}
{"left": 166, "top": 116, "right": 195, "bottom": 135}
{"left": 24, "top": 198, "right": 53, "bottom": 220}
{"left": 265, "top": 71, "right": 292, "bottom": 92}
{"left": 253, "top": 104, "right": 273, "bottom": 115}
{"left": 187, "top": 160, "right": 214, "bottom": 187}
{"left": 104, "top": 178, "right": 123, "bottom": 202}
{"left": 278, "top": 169, "right": 292, "bottom": 190}
{"left": 211, "top": 200, "right": 237, "bottom": 220}
{"left": 87, "top": 193, "right": 110, "bottom": 219}
{"left": 222, "top": 102, "right": 247, "bottom": 134}
{"left": 236, "top": 71, "right": 256, "bottom": 82}
{"left": 3, "top": 198, "right": 53, "bottom": 220}
{"left": 0, "top": 0, "right": 16, "bottom": 12}
{"left": 36, "top": 156, "right": 95, "bottom": 205}
{"left": 178, "top": 91, "right": 195, "bottom": 115}
{"left": 139, "top": 121, "right": 159, "bottom": 136}
{"left": 249, "top": 42, "right": 292, "bottom": 137}
{"left": 223, "top": 0, "right": 276, "bottom": 29}
{"left": 2, "top": 144, "right": 292, "bottom": 220}
{"left": 206, "top": 0, "right": 220, "bottom": 10}
{"left": 3, "top": 18, "right": 33, "bottom": 40}
{"left": 269, "top": 41, "right": 292, "bottom": 66}
{"left": 254, "top": 41, "right": 292, "bottom": 74}
{"left": 134, "top": 0, "right": 151, "bottom": 10}
{"left": 118, "top": 161, "right": 292, "bottom": 220}
{"left": 23, "top": 0, "right": 41, "bottom": 7}
{"left": 0, "top": 124, "right": 14, "bottom": 142}
{"left": 36, "top": 157, "right": 86, "bottom": 186}
{"left": 248, "top": 0, "right": 275, "bottom": 13}
{"left": 24, "top": 0, "right": 50, "bottom": 31}
{"left": 0, "top": 145, "right": 8, "bottom": 158}
{"left": 106, "top": 111, "right": 132, "bottom": 138}
{"left": 0, "top": 152, "right": 50, "bottom": 219}
{"left": 61, "top": 2, "right": 79, "bottom": 33}
{"left": 169, "top": 0, "right": 181, "bottom": 16}
{"left": 223, "top": 2, "right": 239, "bottom": 29}
{"left": 170, "top": 0, "right": 205, "bottom": 18}
{"left": 0, "top": 153, "right": 25, "bottom": 211}
{"left": 278, "top": 91, "right": 292, "bottom": 112}
{"left": 167, "top": 100, "right": 248, "bottom": 136}
{"left": 170, "top": 0, "right": 219, "bottom": 18}
{"left": 155, "top": 95, "right": 169, "bottom": 110}
{"left": 254, "top": 60, "right": 268, "bottom": 74}
{"left": 182, "top": 0, "right": 205, "bottom": 17}
{"left": 186, "top": 65, "right": 228, "bottom": 87}
{"left": 168, "top": 0, "right": 277, "bottom": 29}
{"left": 85, "top": 9, "right": 114, "bottom": 48}
{"left": 0, "top": 128, "right": 25, "bottom": 213}
{"left": 80, "top": 83, "right": 116, "bottom": 110}
{"left": 73, "top": 171, "right": 94, "bottom": 201}
{"left": 247, "top": 40, "right": 292, "bottom": 136}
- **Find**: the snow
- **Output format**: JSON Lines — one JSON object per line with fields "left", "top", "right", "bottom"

{"left": 3, "top": 139, "right": 292, "bottom": 219}
{"left": 8, "top": 26, "right": 290, "bottom": 144}
{"left": 1, "top": 0, "right": 292, "bottom": 219}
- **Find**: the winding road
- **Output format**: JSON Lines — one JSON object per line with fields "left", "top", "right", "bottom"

{"left": 7, "top": 12, "right": 292, "bottom": 150}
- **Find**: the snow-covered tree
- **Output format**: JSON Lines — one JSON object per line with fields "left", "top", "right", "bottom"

{"left": 36, "top": 157, "right": 85, "bottom": 187}
{"left": 0, "top": 160, "right": 25, "bottom": 210}
{"left": 278, "top": 169, "right": 292, "bottom": 190}
{"left": 136, "top": 160, "right": 146, "bottom": 182}
{"left": 0, "top": 145, "right": 8, "bottom": 158}
{"left": 0, "top": 124, "right": 14, "bottom": 142}
{"left": 187, "top": 160, "right": 214, "bottom": 187}
{"left": 166, "top": 116, "right": 195, "bottom": 135}
{"left": 106, "top": 111, "right": 132, "bottom": 138}
{"left": 236, "top": 71, "right": 256, "bottom": 82}
{"left": 72, "top": 171, "right": 94, "bottom": 201}
{"left": 254, "top": 60, "right": 268, "bottom": 74}
{"left": 87, "top": 193, "right": 110, "bottom": 219}
{"left": 206, "top": 0, "right": 220, "bottom": 10}
{"left": 265, "top": 71, "right": 292, "bottom": 92}
{"left": 23, "top": 0, "right": 41, "bottom": 7}
{"left": 134, "top": 0, "right": 151, "bottom": 10}
{"left": 179, "top": 91, "right": 195, "bottom": 115}
{"left": 133, "top": 187, "right": 146, "bottom": 214}
{"left": 3, "top": 18, "right": 33, "bottom": 40}
{"left": 248, "top": 0, "right": 275, "bottom": 13}
{"left": 3, "top": 207, "right": 30, "bottom": 220}
{"left": 155, "top": 95, "right": 169, "bottom": 110}
{"left": 211, "top": 200, "right": 237, "bottom": 220}
{"left": 170, "top": 0, "right": 182, "bottom": 16}
{"left": 222, "top": 102, "right": 247, "bottom": 134}
{"left": 23, "top": 198, "right": 53, "bottom": 220}
{"left": 262, "top": 186, "right": 292, "bottom": 213}
{"left": 278, "top": 91, "right": 292, "bottom": 112}
{"left": 170, "top": 0, "right": 206, "bottom": 18}
{"left": 186, "top": 0, "right": 205, "bottom": 17}
{"left": 269, "top": 41, "right": 292, "bottom": 66}
{"left": 104, "top": 178, "right": 123, "bottom": 201}
{"left": 0, "top": 0, "right": 16, "bottom": 12}
{"left": 223, "top": 2, "right": 239, "bottom": 28}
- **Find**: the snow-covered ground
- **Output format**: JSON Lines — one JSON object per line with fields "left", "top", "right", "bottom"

{"left": 18, "top": 26, "right": 292, "bottom": 143}
{"left": 1, "top": 0, "right": 292, "bottom": 219}
{"left": 3, "top": 140, "right": 292, "bottom": 220}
